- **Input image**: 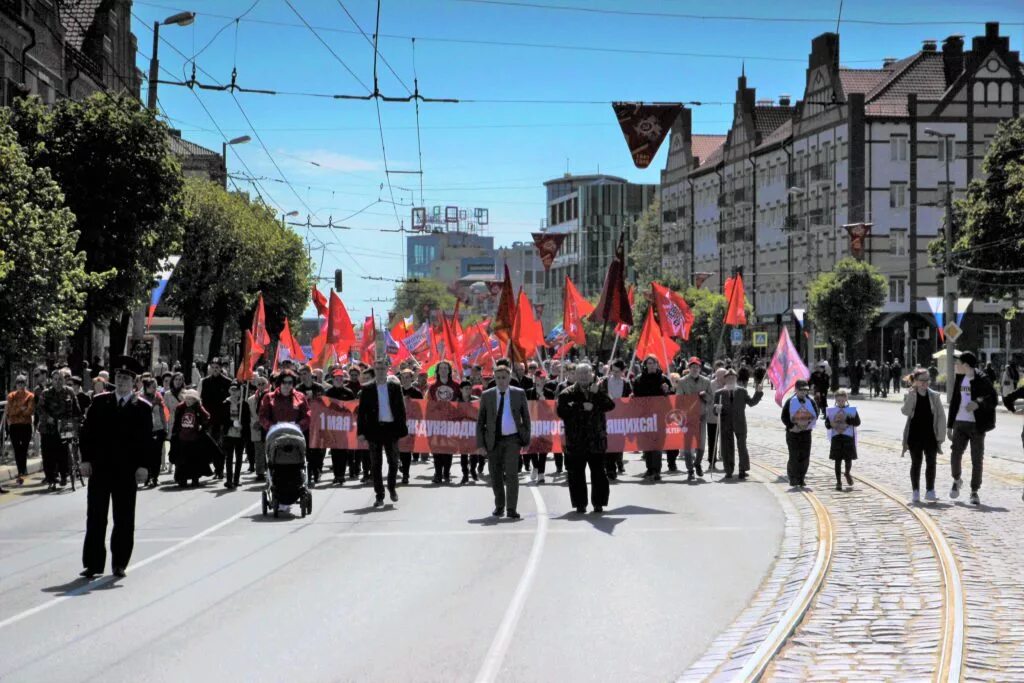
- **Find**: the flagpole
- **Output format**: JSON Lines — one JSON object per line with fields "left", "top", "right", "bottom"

{"left": 716, "top": 269, "right": 738, "bottom": 361}
{"left": 609, "top": 333, "right": 620, "bottom": 362}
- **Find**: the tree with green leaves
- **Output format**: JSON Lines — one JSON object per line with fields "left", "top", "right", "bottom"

{"left": 807, "top": 258, "right": 887, "bottom": 360}
{"left": 628, "top": 198, "right": 662, "bottom": 288}
{"left": 7, "top": 93, "right": 183, "bottom": 361}
{"left": 0, "top": 114, "right": 99, "bottom": 379}
{"left": 928, "top": 116, "right": 1024, "bottom": 302}
{"left": 391, "top": 278, "right": 457, "bottom": 326}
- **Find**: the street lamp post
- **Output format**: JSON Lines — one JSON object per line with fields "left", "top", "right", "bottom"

{"left": 147, "top": 11, "right": 195, "bottom": 112}
{"left": 222, "top": 135, "right": 250, "bottom": 189}
{"left": 925, "top": 128, "right": 957, "bottom": 399}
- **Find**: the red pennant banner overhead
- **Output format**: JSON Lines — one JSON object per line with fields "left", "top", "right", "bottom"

{"left": 612, "top": 102, "right": 683, "bottom": 169}
{"left": 845, "top": 223, "right": 871, "bottom": 259}
{"left": 310, "top": 395, "right": 704, "bottom": 454}
{"left": 531, "top": 232, "right": 568, "bottom": 271}
{"left": 694, "top": 272, "right": 712, "bottom": 289}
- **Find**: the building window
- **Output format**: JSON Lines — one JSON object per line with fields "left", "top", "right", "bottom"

{"left": 890, "top": 135, "right": 908, "bottom": 162}
{"left": 983, "top": 324, "right": 1000, "bottom": 349}
{"left": 889, "top": 183, "right": 907, "bottom": 209}
{"left": 890, "top": 229, "right": 907, "bottom": 256}
{"left": 888, "top": 278, "right": 906, "bottom": 304}
{"left": 550, "top": 205, "right": 557, "bottom": 226}
{"left": 936, "top": 137, "right": 956, "bottom": 162}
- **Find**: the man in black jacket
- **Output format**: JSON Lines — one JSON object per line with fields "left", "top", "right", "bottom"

{"left": 357, "top": 359, "right": 409, "bottom": 507}
{"left": 78, "top": 356, "right": 152, "bottom": 579}
{"left": 199, "top": 357, "right": 232, "bottom": 479}
{"left": 946, "top": 351, "right": 997, "bottom": 505}
{"left": 557, "top": 363, "right": 616, "bottom": 513}
{"left": 325, "top": 370, "right": 356, "bottom": 485}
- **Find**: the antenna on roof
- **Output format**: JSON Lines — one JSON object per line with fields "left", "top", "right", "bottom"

{"left": 835, "top": 0, "right": 844, "bottom": 35}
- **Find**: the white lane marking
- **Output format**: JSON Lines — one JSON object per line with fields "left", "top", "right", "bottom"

{"left": 0, "top": 501, "right": 259, "bottom": 632}
{"left": 474, "top": 486, "right": 549, "bottom": 683}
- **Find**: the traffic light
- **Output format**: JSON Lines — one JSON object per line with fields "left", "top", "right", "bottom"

{"left": 334, "top": 269, "right": 343, "bottom": 292}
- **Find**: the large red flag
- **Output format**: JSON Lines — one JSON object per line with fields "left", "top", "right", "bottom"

{"left": 767, "top": 328, "right": 810, "bottom": 405}
{"left": 391, "top": 313, "right": 415, "bottom": 342}
{"left": 326, "top": 290, "right": 356, "bottom": 351}
{"left": 635, "top": 307, "right": 679, "bottom": 373}
{"left": 512, "top": 289, "right": 543, "bottom": 358}
{"left": 614, "top": 285, "right": 636, "bottom": 339}
{"left": 442, "top": 310, "right": 464, "bottom": 378}
{"left": 237, "top": 331, "right": 264, "bottom": 382}
{"left": 493, "top": 263, "right": 517, "bottom": 344}
{"left": 250, "top": 293, "right": 271, "bottom": 347}
{"left": 311, "top": 285, "right": 329, "bottom": 319}
{"left": 563, "top": 276, "right": 593, "bottom": 346}
{"left": 279, "top": 318, "right": 306, "bottom": 361}
{"left": 723, "top": 273, "right": 748, "bottom": 326}
{"left": 553, "top": 340, "right": 575, "bottom": 360}
{"left": 651, "top": 282, "right": 695, "bottom": 341}
{"left": 359, "top": 314, "right": 376, "bottom": 364}
{"left": 590, "top": 233, "right": 633, "bottom": 326}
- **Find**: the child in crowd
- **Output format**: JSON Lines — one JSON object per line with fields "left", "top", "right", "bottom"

{"left": 825, "top": 389, "right": 860, "bottom": 491}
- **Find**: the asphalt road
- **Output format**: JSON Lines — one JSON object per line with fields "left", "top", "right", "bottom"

{"left": 0, "top": 455, "right": 784, "bottom": 683}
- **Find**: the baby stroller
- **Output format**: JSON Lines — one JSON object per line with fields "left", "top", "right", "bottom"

{"left": 262, "top": 423, "right": 312, "bottom": 518}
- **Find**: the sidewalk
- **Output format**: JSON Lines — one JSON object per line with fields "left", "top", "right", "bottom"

{"left": 0, "top": 451, "right": 42, "bottom": 485}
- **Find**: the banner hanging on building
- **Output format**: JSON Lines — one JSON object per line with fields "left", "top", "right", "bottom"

{"left": 531, "top": 232, "right": 568, "bottom": 271}
{"left": 309, "top": 395, "right": 703, "bottom": 454}
{"left": 612, "top": 102, "right": 682, "bottom": 169}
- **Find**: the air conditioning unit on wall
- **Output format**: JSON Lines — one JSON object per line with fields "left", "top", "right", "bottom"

{"left": 917, "top": 328, "right": 930, "bottom": 340}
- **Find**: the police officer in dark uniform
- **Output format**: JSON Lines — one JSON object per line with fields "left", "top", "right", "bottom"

{"left": 79, "top": 356, "right": 152, "bottom": 579}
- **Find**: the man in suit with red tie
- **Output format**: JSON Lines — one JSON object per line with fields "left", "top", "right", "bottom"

{"left": 476, "top": 364, "right": 531, "bottom": 519}
{"left": 357, "top": 358, "right": 409, "bottom": 508}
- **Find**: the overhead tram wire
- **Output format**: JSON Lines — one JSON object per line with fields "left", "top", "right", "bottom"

{"left": 282, "top": 0, "right": 372, "bottom": 93}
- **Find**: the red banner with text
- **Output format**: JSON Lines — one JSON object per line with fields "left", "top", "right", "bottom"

{"left": 309, "top": 395, "right": 703, "bottom": 453}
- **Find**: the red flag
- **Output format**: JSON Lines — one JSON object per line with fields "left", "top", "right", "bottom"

{"left": 590, "top": 233, "right": 633, "bottom": 326}
{"left": 512, "top": 289, "right": 543, "bottom": 358}
{"left": 694, "top": 273, "right": 711, "bottom": 289}
{"left": 767, "top": 328, "right": 810, "bottom": 406}
{"left": 554, "top": 340, "right": 575, "bottom": 360}
{"left": 279, "top": 318, "right": 306, "bottom": 362}
{"left": 563, "top": 276, "right": 593, "bottom": 346}
{"left": 531, "top": 232, "right": 568, "bottom": 271}
{"left": 391, "top": 313, "right": 414, "bottom": 342}
{"left": 236, "top": 331, "right": 264, "bottom": 382}
{"left": 442, "top": 310, "right": 463, "bottom": 378}
{"left": 651, "top": 282, "right": 695, "bottom": 341}
{"left": 310, "top": 330, "right": 336, "bottom": 372}
{"left": 723, "top": 273, "right": 748, "bottom": 326}
{"left": 326, "top": 290, "right": 356, "bottom": 351}
{"left": 635, "top": 307, "right": 679, "bottom": 373}
{"left": 250, "top": 293, "right": 271, "bottom": 347}
{"left": 359, "top": 315, "right": 376, "bottom": 364}
{"left": 614, "top": 285, "right": 636, "bottom": 339}
{"left": 493, "top": 263, "right": 517, "bottom": 344}
{"left": 311, "top": 285, "right": 329, "bottom": 319}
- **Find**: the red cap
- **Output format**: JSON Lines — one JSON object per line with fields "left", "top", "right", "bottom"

{"left": 687, "top": 356, "right": 702, "bottom": 367}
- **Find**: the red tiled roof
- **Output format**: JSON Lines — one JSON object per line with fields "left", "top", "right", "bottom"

{"left": 692, "top": 134, "right": 726, "bottom": 165}
{"left": 865, "top": 52, "right": 948, "bottom": 116}
{"left": 696, "top": 142, "right": 725, "bottom": 171}
{"left": 753, "top": 106, "right": 795, "bottom": 138}
{"left": 838, "top": 68, "right": 889, "bottom": 95}
{"left": 755, "top": 118, "right": 793, "bottom": 151}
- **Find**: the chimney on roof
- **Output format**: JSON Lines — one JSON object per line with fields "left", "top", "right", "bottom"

{"left": 922, "top": 39, "right": 937, "bottom": 52}
{"left": 882, "top": 57, "right": 897, "bottom": 68}
{"left": 778, "top": 94, "right": 791, "bottom": 106}
{"left": 942, "top": 34, "right": 965, "bottom": 85}
{"left": 756, "top": 98, "right": 774, "bottom": 106}
{"left": 986, "top": 22, "right": 999, "bottom": 40}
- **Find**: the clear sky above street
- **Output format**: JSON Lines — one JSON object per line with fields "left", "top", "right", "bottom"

{"left": 130, "top": 0, "right": 1024, "bottom": 321}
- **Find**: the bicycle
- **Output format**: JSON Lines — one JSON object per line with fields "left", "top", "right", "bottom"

{"left": 59, "top": 418, "right": 85, "bottom": 492}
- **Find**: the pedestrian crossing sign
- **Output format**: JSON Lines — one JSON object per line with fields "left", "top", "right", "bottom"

{"left": 752, "top": 332, "right": 768, "bottom": 348}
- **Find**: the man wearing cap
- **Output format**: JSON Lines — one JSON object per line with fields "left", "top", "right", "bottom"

{"left": 781, "top": 379, "right": 818, "bottom": 488}
{"left": 675, "top": 357, "right": 712, "bottom": 482}
{"left": 78, "top": 356, "right": 152, "bottom": 578}
{"left": 199, "top": 357, "right": 232, "bottom": 479}
{"left": 713, "top": 369, "right": 763, "bottom": 479}
{"left": 946, "top": 351, "right": 997, "bottom": 505}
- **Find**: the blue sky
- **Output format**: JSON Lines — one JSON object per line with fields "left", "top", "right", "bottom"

{"left": 131, "top": 0, "right": 1024, "bottom": 321}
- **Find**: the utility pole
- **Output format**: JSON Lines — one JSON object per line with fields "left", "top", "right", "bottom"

{"left": 926, "top": 129, "right": 957, "bottom": 400}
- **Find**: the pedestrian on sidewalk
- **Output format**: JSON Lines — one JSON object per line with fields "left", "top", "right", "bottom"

{"left": 901, "top": 367, "right": 946, "bottom": 503}
{"left": 781, "top": 379, "right": 818, "bottom": 488}
{"left": 810, "top": 362, "right": 831, "bottom": 412}
{"left": 557, "top": 363, "right": 615, "bottom": 514}
{"left": 5, "top": 375, "right": 34, "bottom": 486}
{"left": 713, "top": 369, "right": 763, "bottom": 480}
{"left": 476, "top": 365, "right": 531, "bottom": 519}
{"left": 825, "top": 389, "right": 860, "bottom": 492}
{"left": 947, "top": 351, "right": 997, "bottom": 505}
{"left": 36, "top": 370, "right": 81, "bottom": 490}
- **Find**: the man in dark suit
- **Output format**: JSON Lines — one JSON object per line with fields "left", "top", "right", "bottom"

{"left": 476, "top": 364, "right": 531, "bottom": 518}
{"left": 78, "top": 356, "right": 152, "bottom": 578}
{"left": 558, "top": 363, "right": 616, "bottom": 513}
{"left": 713, "top": 369, "right": 764, "bottom": 479}
{"left": 199, "top": 357, "right": 232, "bottom": 479}
{"left": 357, "top": 358, "right": 409, "bottom": 507}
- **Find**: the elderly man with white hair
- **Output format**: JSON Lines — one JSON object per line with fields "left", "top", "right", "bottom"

{"left": 557, "top": 363, "right": 615, "bottom": 514}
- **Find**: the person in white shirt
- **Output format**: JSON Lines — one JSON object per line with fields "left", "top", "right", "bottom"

{"left": 475, "top": 364, "right": 531, "bottom": 519}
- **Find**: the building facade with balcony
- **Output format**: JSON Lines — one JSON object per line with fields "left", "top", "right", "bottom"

{"left": 539, "top": 173, "right": 658, "bottom": 331}
{"left": 662, "top": 23, "right": 1024, "bottom": 367}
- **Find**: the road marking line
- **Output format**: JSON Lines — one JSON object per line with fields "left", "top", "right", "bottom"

{"left": 474, "top": 485, "right": 548, "bottom": 683}
{"left": 0, "top": 501, "right": 259, "bottom": 632}
{"left": 732, "top": 462, "right": 834, "bottom": 682}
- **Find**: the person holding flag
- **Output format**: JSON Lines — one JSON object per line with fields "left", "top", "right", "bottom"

{"left": 712, "top": 369, "right": 763, "bottom": 480}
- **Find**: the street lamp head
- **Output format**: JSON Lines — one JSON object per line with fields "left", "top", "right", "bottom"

{"left": 787, "top": 187, "right": 805, "bottom": 196}
{"left": 162, "top": 11, "right": 195, "bottom": 27}
{"left": 284, "top": 210, "right": 300, "bottom": 217}
{"left": 227, "top": 135, "right": 251, "bottom": 145}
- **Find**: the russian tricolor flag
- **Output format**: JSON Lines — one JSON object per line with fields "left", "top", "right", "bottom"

{"left": 146, "top": 257, "right": 179, "bottom": 331}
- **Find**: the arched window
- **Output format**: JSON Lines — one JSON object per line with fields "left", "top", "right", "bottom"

{"left": 973, "top": 82, "right": 986, "bottom": 102}
{"left": 1000, "top": 82, "right": 1012, "bottom": 104}
{"left": 987, "top": 82, "right": 999, "bottom": 103}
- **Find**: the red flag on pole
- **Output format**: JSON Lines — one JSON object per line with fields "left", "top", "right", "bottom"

{"left": 563, "top": 276, "right": 593, "bottom": 346}
{"left": 311, "top": 285, "right": 329, "bottom": 319}
{"left": 326, "top": 290, "right": 356, "bottom": 352}
{"left": 554, "top": 340, "right": 575, "bottom": 359}
{"left": 590, "top": 233, "right": 633, "bottom": 326}
{"left": 651, "top": 282, "right": 695, "bottom": 340}
{"left": 723, "top": 273, "right": 748, "bottom": 326}
{"left": 614, "top": 285, "right": 636, "bottom": 339}
{"left": 250, "top": 293, "right": 271, "bottom": 347}
{"left": 512, "top": 289, "right": 543, "bottom": 358}
{"left": 442, "top": 310, "right": 463, "bottom": 378}
{"left": 236, "top": 331, "right": 264, "bottom": 382}
{"left": 359, "top": 314, "right": 376, "bottom": 364}
{"left": 635, "top": 307, "right": 679, "bottom": 373}
{"left": 493, "top": 263, "right": 516, "bottom": 344}
{"left": 766, "top": 328, "right": 810, "bottom": 406}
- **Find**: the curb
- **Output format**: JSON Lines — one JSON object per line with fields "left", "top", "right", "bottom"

{"left": 0, "top": 455, "right": 43, "bottom": 485}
